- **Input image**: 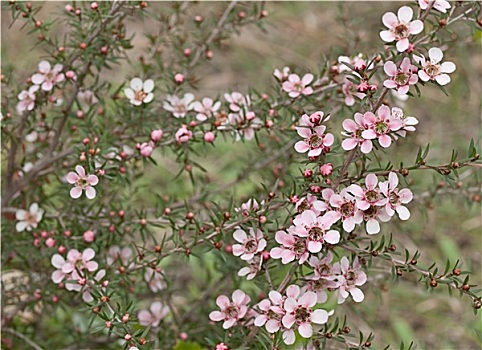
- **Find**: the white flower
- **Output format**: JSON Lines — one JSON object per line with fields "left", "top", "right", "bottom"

{"left": 414, "top": 47, "right": 456, "bottom": 86}
{"left": 124, "top": 77, "right": 154, "bottom": 106}
{"left": 163, "top": 93, "right": 195, "bottom": 118}
{"left": 379, "top": 6, "right": 424, "bottom": 52}
{"left": 16, "top": 203, "right": 44, "bottom": 232}
{"left": 192, "top": 97, "right": 221, "bottom": 121}
{"left": 31, "top": 61, "right": 65, "bottom": 91}
{"left": 16, "top": 85, "right": 39, "bottom": 114}
{"left": 418, "top": 0, "right": 450, "bottom": 13}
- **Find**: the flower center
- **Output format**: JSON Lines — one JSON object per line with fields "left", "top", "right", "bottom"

{"left": 293, "top": 239, "right": 306, "bottom": 255}
{"left": 297, "top": 199, "right": 310, "bottom": 213}
{"left": 394, "top": 24, "right": 410, "bottom": 39}
{"left": 294, "top": 306, "right": 311, "bottom": 323}
{"left": 308, "top": 227, "right": 324, "bottom": 241}
{"left": 346, "top": 270, "right": 357, "bottom": 286}
{"left": 355, "top": 128, "right": 363, "bottom": 140}
{"left": 308, "top": 134, "right": 323, "bottom": 148}
{"left": 365, "top": 190, "right": 380, "bottom": 203}
{"left": 375, "top": 121, "right": 389, "bottom": 134}
{"left": 425, "top": 63, "right": 440, "bottom": 78}
{"left": 363, "top": 205, "right": 379, "bottom": 219}
{"left": 25, "top": 212, "right": 37, "bottom": 225}
{"left": 244, "top": 239, "right": 258, "bottom": 253}
{"left": 389, "top": 191, "right": 400, "bottom": 206}
{"left": 225, "top": 305, "right": 239, "bottom": 319}
{"left": 395, "top": 72, "right": 410, "bottom": 85}
{"left": 340, "top": 201, "right": 355, "bottom": 217}
{"left": 134, "top": 90, "right": 147, "bottom": 102}
{"left": 77, "top": 177, "right": 89, "bottom": 189}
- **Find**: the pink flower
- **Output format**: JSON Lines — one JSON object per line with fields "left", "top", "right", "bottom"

{"left": 51, "top": 248, "right": 98, "bottom": 285}
{"left": 328, "top": 188, "right": 364, "bottom": 232}
{"left": 124, "top": 78, "right": 154, "bottom": 106}
{"left": 273, "top": 66, "right": 290, "bottom": 81}
{"left": 294, "top": 112, "right": 334, "bottom": 157}
{"left": 341, "top": 113, "right": 373, "bottom": 154}
{"left": 383, "top": 57, "right": 418, "bottom": 95}
{"left": 163, "top": 93, "right": 195, "bottom": 118}
{"left": 361, "top": 105, "right": 403, "bottom": 148}
{"left": 331, "top": 257, "right": 367, "bottom": 304}
{"left": 174, "top": 73, "right": 184, "bottom": 84}
{"left": 292, "top": 210, "right": 340, "bottom": 253}
{"left": 67, "top": 165, "right": 99, "bottom": 199}
{"left": 282, "top": 289, "right": 329, "bottom": 342}
{"left": 380, "top": 6, "right": 424, "bottom": 52}
{"left": 235, "top": 198, "right": 262, "bottom": 216}
{"left": 227, "top": 111, "right": 262, "bottom": 141}
{"left": 282, "top": 73, "right": 314, "bottom": 98}
{"left": 319, "top": 163, "right": 333, "bottom": 176}
{"left": 232, "top": 228, "right": 267, "bottom": 261}
{"left": 348, "top": 174, "right": 388, "bottom": 210}
{"left": 303, "top": 253, "right": 340, "bottom": 303}
{"left": 16, "top": 203, "right": 44, "bottom": 232}
{"left": 224, "top": 92, "right": 250, "bottom": 112}
{"left": 144, "top": 268, "right": 166, "bottom": 293}
{"left": 16, "top": 85, "right": 39, "bottom": 113}
{"left": 270, "top": 230, "right": 310, "bottom": 264}
{"left": 192, "top": 97, "right": 221, "bottom": 121}
{"left": 418, "top": 0, "right": 450, "bottom": 13}
{"left": 391, "top": 107, "right": 418, "bottom": 138}
{"left": 413, "top": 47, "right": 456, "bottom": 86}
{"left": 83, "top": 230, "right": 95, "bottom": 243}
{"left": 209, "top": 290, "right": 251, "bottom": 329}
{"left": 238, "top": 255, "right": 263, "bottom": 280}
{"left": 215, "top": 343, "right": 229, "bottom": 350}
{"left": 254, "top": 290, "right": 286, "bottom": 332}
{"left": 138, "top": 301, "right": 169, "bottom": 327}
{"left": 175, "top": 125, "right": 193, "bottom": 143}
{"left": 379, "top": 172, "right": 413, "bottom": 220}
{"left": 295, "top": 193, "right": 327, "bottom": 215}
{"left": 31, "top": 60, "right": 65, "bottom": 91}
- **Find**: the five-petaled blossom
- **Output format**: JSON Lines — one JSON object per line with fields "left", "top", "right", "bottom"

{"left": 209, "top": 290, "right": 251, "bottom": 329}
{"left": 413, "top": 47, "right": 456, "bottom": 86}
{"left": 292, "top": 210, "right": 340, "bottom": 253}
{"left": 341, "top": 113, "right": 373, "bottom": 154}
{"left": 163, "top": 93, "right": 195, "bottom": 118}
{"left": 330, "top": 257, "right": 367, "bottom": 304}
{"left": 16, "top": 85, "right": 39, "bottom": 113}
{"left": 270, "top": 229, "right": 310, "bottom": 264}
{"left": 379, "top": 172, "right": 413, "bottom": 220}
{"left": 192, "top": 97, "right": 221, "bottom": 121}
{"left": 383, "top": 57, "right": 418, "bottom": 95}
{"left": 138, "top": 301, "right": 170, "bottom": 327}
{"left": 124, "top": 77, "right": 154, "bottom": 106}
{"left": 15, "top": 203, "right": 44, "bottom": 232}
{"left": 282, "top": 73, "right": 314, "bottom": 98}
{"left": 31, "top": 60, "right": 65, "bottom": 91}
{"left": 380, "top": 6, "right": 424, "bottom": 52}
{"left": 362, "top": 105, "right": 403, "bottom": 148}
{"left": 232, "top": 228, "right": 267, "bottom": 261}
{"left": 418, "top": 0, "right": 450, "bottom": 13}
{"left": 67, "top": 165, "right": 99, "bottom": 199}
{"left": 51, "top": 248, "right": 99, "bottom": 285}
{"left": 294, "top": 112, "right": 334, "bottom": 157}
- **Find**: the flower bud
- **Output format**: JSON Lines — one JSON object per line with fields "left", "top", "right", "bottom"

{"left": 90, "top": 2, "right": 98, "bottom": 10}
{"left": 174, "top": 73, "right": 184, "bottom": 84}
{"left": 151, "top": 129, "right": 164, "bottom": 142}
{"left": 204, "top": 131, "right": 215, "bottom": 143}
{"left": 83, "top": 230, "right": 95, "bottom": 242}
{"left": 319, "top": 163, "right": 333, "bottom": 176}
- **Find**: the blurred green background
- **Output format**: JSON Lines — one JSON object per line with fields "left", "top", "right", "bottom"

{"left": 2, "top": 1, "right": 481, "bottom": 349}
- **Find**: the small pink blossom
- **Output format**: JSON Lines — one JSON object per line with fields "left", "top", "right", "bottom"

{"left": 235, "top": 198, "right": 263, "bottom": 216}
{"left": 348, "top": 174, "right": 388, "bottom": 210}
{"left": 66, "top": 165, "right": 99, "bottom": 199}
{"left": 16, "top": 85, "right": 39, "bottom": 113}
{"left": 341, "top": 113, "right": 373, "bottom": 154}
{"left": 209, "top": 290, "right": 251, "bottom": 329}
{"left": 294, "top": 112, "right": 334, "bottom": 157}
{"left": 144, "top": 268, "right": 166, "bottom": 292}
{"left": 361, "top": 105, "right": 403, "bottom": 149}
{"left": 175, "top": 125, "right": 193, "bottom": 144}
{"left": 163, "top": 93, "right": 195, "bottom": 118}
{"left": 379, "top": 172, "right": 413, "bottom": 220}
{"left": 418, "top": 0, "right": 450, "bottom": 13}
{"left": 232, "top": 228, "right": 267, "bottom": 261}
{"left": 138, "top": 301, "right": 169, "bottom": 327}
{"left": 31, "top": 60, "right": 65, "bottom": 91}
{"left": 139, "top": 141, "right": 155, "bottom": 157}
{"left": 51, "top": 248, "right": 98, "bottom": 285}
{"left": 270, "top": 229, "right": 309, "bottom": 265}
{"left": 319, "top": 163, "right": 333, "bottom": 176}
{"left": 328, "top": 188, "right": 364, "bottom": 232}
{"left": 414, "top": 47, "right": 456, "bottom": 86}
{"left": 224, "top": 92, "right": 250, "bottom": 112}
{"left": 227, "top": 111, "right": 262, "bottom": 141}
{"left": 83, "top": 230, "right": 95, "bottom": 243}
{"left": 342, "top": 78, "right": 365, "bottom": 106}
{"left": 238, "top": 255, "right": 263, "bottom": 280}
{"left": 383, "top": 57, "right": 418, "bottom": 95}
{"left": 282, "top": 73, "right": 314, "bottom": 98}
{"left": 16, "top": 203, "right": 44, "bottom": 232}
{"left": 331, "top": 257, "right": 367, "bottom": 304}
{"left": 292, "top": 210, "right": 340, "bottom": 253}
{"left": 273, "top": 66, "right": 290, "bottom": 81}
{"left": 391, "top": 107, "right": 418, "bottom": 138}
{"left": 192, "top": 97, "right": 221, "bottom": 121}
{"left": 150, "top": 129, "right": 164, "bottom": 142}
{"left": 295, "top": 193, "right": 327, "bottom": 215}
{"left": 174, "top": 73, "right": 184, "bottom": 84}
{"left": 124, "top": 78, "right": 154, "bottom": 106}
{"left": 215, "top": 343, "right": 229, "bottom": 350}
{"left": 380, "top": 6, "right": 424, "bottom": 52}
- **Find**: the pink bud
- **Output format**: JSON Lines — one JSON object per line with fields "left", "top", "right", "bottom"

{"left": 105, "top": 321, "right": 112, "bottom": 328}
{"left": 309, "top": 112, "right": 322, "bottom": 125}
{"left": 121, "top": 313, "right": 129, "bottom": 323}
{"left": 265, "top": 120, "right": 274, "bottom": 128}
{"left": 310, "top": 185, "right": 322, "bottom": 193}
{"left": 174, "top": 73, "right": 184, "bottom": 84}
{"left": 261, "top": 250, "right": 270, "bottom": 261}
{"left": 76, "top": 110, "right": 84, "bottom": 118}
{"left": 259, "top": 215, "right": 267, "bottom": 224}
{"left": 65, "top": 4, "right": 74, "bottom": 12}
{"left": 357, "top": 81, "right": 369, "bottom": 93}
{"left": 45, "top": 238, "right": 56, "bottom": 248}
{"left": 65, "top": 70, "right": 76, "bottom": 79}
{"left": 100, "top": 46, "right": 108, "bottom": 54}
{"left": 319, "top": 163, "right": 333, "bottom": 176}
{"left": 90, "top": 2, "right": 98, "bottom": 10}
{"left": 52, "top": 295, "right": 60, "bottom": 303}
{"left": 83, "top": 230, "right": 95, "bottom": 243}
{"left": 74, "top": 9, "right": 81, "bottom": 16}
{"left": 102, "top": 280, "right": 109, "bottom": 287}
{"left": 140, "top": 142, "right": 154, "bottom": 157}
{"left": 290, "top": 195, "right": 300, "bottom": 203}
{"left": 407, "top": 43, "right": 415, "bottom": 53}
{"left": 34, "top": 289, "right": 42, "bottom": 299}
{"left": 124, "top": 334, "right": 131, "bottom": 341}
{"left": 304, "top": 169, "right": 313, "bottom": 178}
{"left": 41, "top": 231, "right": 49, "bottom": 238}
{"left": 58, "top": 245, "right": 66, "bottom": 254}
{"left": 64, "top": 230, "right": 71, "bottom": 237}
{"left": 369, "top": 84, "right": 378, "bottom": 91}
{"left": 179, "top": 332, "right": 188, "bottom": 340}
{"left": 150, "top": 129, "right": 163, "bottom": 142}
{"left": 33, "top": 238, "right": 41, "bottom": 247}
{"left": 83, "top": 137, "right": 90, "bottom": 145}
{"left": 204, "top": 131, "right": 215, "bottom": 143}
{"left": 183, "top": 48, "right": 191, "bottom": 57}
{"left": 246, "top": 111, "right": 256, "bottom": 121}
{"left": 189, "top": 121, "right": 197, "bottom": 127}
{"left": 78, "top": 278, "right": 86, "bottom": 286}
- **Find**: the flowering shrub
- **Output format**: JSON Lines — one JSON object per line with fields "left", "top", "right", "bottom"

{"left": 1, "top": 1, "right": 481, "bottom": 349}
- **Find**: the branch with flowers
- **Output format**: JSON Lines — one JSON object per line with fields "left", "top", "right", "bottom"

{"left": 1, "top": 1, "right": 481, "bottom": 350}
